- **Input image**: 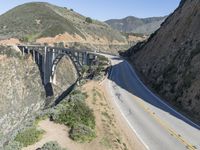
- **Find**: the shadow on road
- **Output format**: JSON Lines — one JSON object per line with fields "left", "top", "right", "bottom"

{"left": 109, "top": 59, "right": 200, "bottom": 130}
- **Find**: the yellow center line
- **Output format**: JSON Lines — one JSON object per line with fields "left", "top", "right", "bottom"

{"left": 136, "top": 99, "right": 196, "bottom": 150}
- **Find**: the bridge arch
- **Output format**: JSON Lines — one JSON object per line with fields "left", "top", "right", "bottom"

{"left": 17, "top": 45, "right": 98, "bottom": 85}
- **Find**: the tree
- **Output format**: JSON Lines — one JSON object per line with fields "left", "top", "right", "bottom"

{"left": 85, "top": 17, "right": 93, "bottom": 23}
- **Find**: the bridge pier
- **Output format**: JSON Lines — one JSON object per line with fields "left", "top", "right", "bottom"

{"left": 22, "top": 47, "right": 25, "bottom": 56}
{"left": 33, "top": 50, "right": 36, "bottom": 63}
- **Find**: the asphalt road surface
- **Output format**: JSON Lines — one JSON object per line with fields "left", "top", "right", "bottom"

{"left": 105, "top": 55, "right": 200, "bottom": 150}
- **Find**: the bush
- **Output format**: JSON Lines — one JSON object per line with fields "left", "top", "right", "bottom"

{"left": 70, "top": 90, "right": 88, "bottom": 102}
{"left": 58, "top": 42, "right": 65, "bottom": 48}
{"left": 52, "top": 99, "right": 95, "bottom": 129}
{"left": 81, "top": 65, "right": 89, "bottom": 75}
{"left": 15, "top": 127, "right": 44, "bottom": 147}
{"left": 0, "top": 46, "right": 22, "bottom": 59}
{"left": 51, "top": 91, "right": 96, "bottom": 142}
{"left": 4, "top": 141, "right": 22, "bottom": 150}
{"left": 85, "top": 17, "right": 93, "bottom": 23}
{"left": 98, "top": 55, "right": 109, "bottom": 62}
{"left": 69, "top": 124, "right": 96, "bottom": 143}
{"left": 40, "top": 141, "right": 67, "bottom": 150}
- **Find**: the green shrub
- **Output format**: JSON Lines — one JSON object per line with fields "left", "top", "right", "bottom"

{"left": 98, "top": 55, "right": 109, "bottom": 62}
{"left": 20, "top": 36, "right": 29, "bottom": 42}
{"left": 81, "top": 65, "right": 89, "bottom": 75}
{"left": 58, "top": 42, "right": 65, "bottom": 48}
{"left": 20, "top": 34, "right": 39, "bottom": 42}
{"left": 0, "top": 46, "right": 22, "bottom": 59}
{"left": 4, "top": 141, "right": 22, "bottom": 150}
{"left": 70, "top": 90, "right": 88, "bottom": 102}
{"left": 85, "top": 17, "right": 93, "bottom": 23}
{"left": 51, "top": 90, "right": 96, "bottom": 142}
{"left": 69, "top": 124, "right": 96, "bottom": 143}
{"left": 52, "top": 100, "right": 95, "bottom": 129}
{"left": 15, "top": 127, "right": 44, "bottom": 147}
{"left": 40, "top": 141, "right": 67, "bottom": 150}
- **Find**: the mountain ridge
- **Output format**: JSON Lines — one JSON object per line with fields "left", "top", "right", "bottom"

{"left": 105, "top": 15, "right": 167, "bottom": 35}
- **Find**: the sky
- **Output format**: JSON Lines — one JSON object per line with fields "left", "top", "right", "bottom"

{"left": 0, "top": 0, "right": 181, "bottom": 21}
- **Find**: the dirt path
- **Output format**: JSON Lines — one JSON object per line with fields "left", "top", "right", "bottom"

{"left": 23, "top": 80, "right": 144, "bottom": 150}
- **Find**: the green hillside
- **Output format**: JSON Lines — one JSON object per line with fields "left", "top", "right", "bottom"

{"left": 106, "top": 16, "right": 167, "bottom": 35}
{"left": 0, "top": 2, "right": 125, "bottom": 43}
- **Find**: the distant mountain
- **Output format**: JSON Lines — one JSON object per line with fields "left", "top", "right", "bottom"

{"left": 105, "top": 16, "right": 167, "bottom": 35}
{"left": 0, "top": 2, "right": 127, "bottom": 53}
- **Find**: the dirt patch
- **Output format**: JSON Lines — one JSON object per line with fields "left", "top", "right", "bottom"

{"left": 128, "top": 35, "right": 147, "bottom": 43}
{"left": 36, "top": 32, "right": 127, "bottom": 46}
{"left": 0, "top": 38, "right": 20, "bottom": 46}
{"left": 0, "top": 55, "right": 7, "bottom": 61}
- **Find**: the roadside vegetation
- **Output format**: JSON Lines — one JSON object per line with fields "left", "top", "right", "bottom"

{"left": 4, "top": 117, "right": 46, "bottom": 150}
{"left": 51, "top": 90, "right": 96, "bottom": 143}
{"left": 0, "top": 46, "right": 22, "bottom": 59}
{"left": 81, "top": 55, "right": 109, "bottom": 80}
{"left": 14, "top": 127, "right": 44, "bottom": 147}
{"left": 40, "top": 141, "right": 67, "bottom": 150}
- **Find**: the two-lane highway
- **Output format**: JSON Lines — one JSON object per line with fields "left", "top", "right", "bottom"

{"left": 105, "top": 55, "right": 200, "bottom": 150}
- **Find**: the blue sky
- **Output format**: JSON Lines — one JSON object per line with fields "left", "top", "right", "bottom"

{"left": 0, "top": 0, "right": 181, "bottom": 21}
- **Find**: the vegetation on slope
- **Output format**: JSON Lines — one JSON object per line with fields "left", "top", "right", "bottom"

{"left": 40, "top": 141, "right": 67, "bottom": 150}
{"left": 0, "top": 2, "right": 126, "bottom": 43}
{"left": 51, "top": 90, "right": 96, "bottom": 143}
{"left": 14, "top": 127, "right": 44, "bottom": 147}
{"left": 0, "top": 2, "right": 84, "bottom": 41}
{"left": 106, "top": 16, "right": 167, "bottom": 35}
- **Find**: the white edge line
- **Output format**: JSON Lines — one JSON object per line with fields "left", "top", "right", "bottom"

{"left": 123, "top": 59, "right": 200, "bottom": 129}
{"left": 108, "top": 63, "right": 150, "bottom": 150}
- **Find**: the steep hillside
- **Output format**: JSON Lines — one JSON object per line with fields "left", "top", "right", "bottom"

{"left": 0, "top": 46, "right": 79, "bottom": 147}
{"left": 0, "top": 46, "right": 46, "bottom": 147}
{"left": 128, "top": 0, "right": 200, "bottom": 122}
{"left": 0, "top": 2, "right": 128, "bottom": 52}
{"left": 106, "top": 16, "right": 166, "bottom": 35}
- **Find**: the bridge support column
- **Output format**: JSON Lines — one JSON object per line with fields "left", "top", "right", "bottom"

{"left": 36, "top": 51, "right": 40, "bottom": 65}
{"left": 27, "top": 48, "right": 30, "bottom": 54}
{"left": 22, "top": 47, "right": 25, "bottom": 56}
{"left": 52, "top": 49, "right": 56, "bottom": 63}
{"left": 77, "top": 52, "right": 79, "bottom": 63}
{"left": 50, "top": 73, "right": 56, "bottom": 85}
{"left": 33, "top": 50, "right": 36, "bottom": 63}
{"left": 82, "top": 52, "right": 88, "bottom": 65}
{"left": 43, "top": 46, "right": 53, "bottom": 85}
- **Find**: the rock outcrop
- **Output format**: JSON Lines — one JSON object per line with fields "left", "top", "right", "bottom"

{"left": 52, "top": 56, "right": 78, "bottom": 99}
{"left": 0, "top": 46, "right": 46, "bottom": 146}
{"left": 129, "top": 0, "right": 200, "bottom": 122}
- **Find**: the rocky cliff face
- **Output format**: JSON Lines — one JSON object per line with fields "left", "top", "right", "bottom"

{"left": 129, "top": 0, "right": 200, "bottom": 122}
{"left": 52, "top": 56, "right": 78, "bottom": 99}
{"left": 0, "top": 46, "right": 46, "bottom": 146}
